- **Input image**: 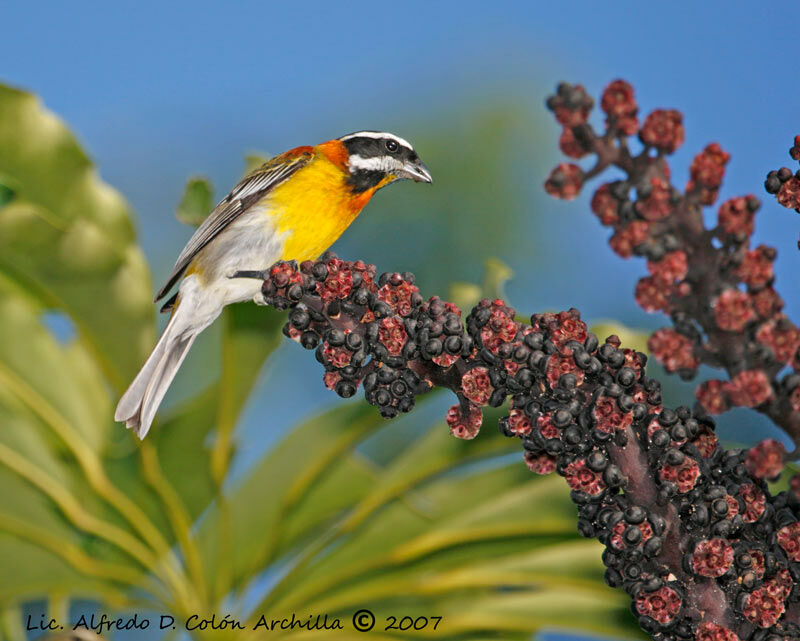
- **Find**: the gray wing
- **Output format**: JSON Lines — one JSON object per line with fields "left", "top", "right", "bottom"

{"left": 154, "top": 150, "right": 313, "bottom": 302}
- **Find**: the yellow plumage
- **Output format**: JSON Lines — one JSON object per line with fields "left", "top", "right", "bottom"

{"left": 270, "top": 154, "right": 363, "bottom": 262}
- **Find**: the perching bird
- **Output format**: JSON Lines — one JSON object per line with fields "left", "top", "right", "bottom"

{"left": 115, "top": 131, "right": 432, "bottom": 438}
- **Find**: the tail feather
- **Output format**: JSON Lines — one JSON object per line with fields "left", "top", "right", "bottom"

{"left": 115, "top": 305, "right": 198, "bottom": 439}
{"left": 136, "top": 332, "right": 197, "bottom": 437}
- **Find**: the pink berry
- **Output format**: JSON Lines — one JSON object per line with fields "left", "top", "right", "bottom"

{"left": 745, "top": 438, "right": 785, "bottom": 480}
{"left": 640, "top": 109, "right": 684, "bottom": 154}
{"left": 635, "top": 586, "right": 681, "bottom": 625}
{"left": 691, "top": 538, "right": 734, "bottom": 578}
{"left": 544, "top": 163, "right": 583, "bottom": 200}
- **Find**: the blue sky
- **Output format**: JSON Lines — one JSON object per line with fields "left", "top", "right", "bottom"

{"left": 4, "top": 1, "right": 799, "bottom": 319}
{"left": 5, "top": 2, "right": 800, "bottom": 637}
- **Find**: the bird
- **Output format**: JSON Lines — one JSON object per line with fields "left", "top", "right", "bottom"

{"left": 115, "top": 131, "right": 432, "bottom": 438}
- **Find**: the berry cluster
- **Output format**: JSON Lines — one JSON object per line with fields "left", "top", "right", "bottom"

{"left": 765, "top": 137, "right": 800, "bottom": 217}
{"left": 243, "top": 80, "right": 800, "bottom": 641}
{"left": 501, "top": 313, "right": 800, "bottom": 641}
{"left": 252, "top": 256, "right": 800, "bottom": 641}
{"left": 544, "top": 80, "right": 800, "bottom": 459}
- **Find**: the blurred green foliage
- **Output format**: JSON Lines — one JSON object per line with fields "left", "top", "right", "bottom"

{"left": 0, "top": 83, "right": 641, "bottom": 641}
{"left": 335, "top": 100, "right": 547, "bottom": 295}
{"left": 176, "top": 178, "right": 214, "bottom": 228}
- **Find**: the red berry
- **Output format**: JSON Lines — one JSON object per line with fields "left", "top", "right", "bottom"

{"left": 590, "top": 183, "right": 620, "bottom": 226}
{"left": 378, "top": 278, "right": 419, "bottom": 317}
{"left": 545, "top": 353, "right": 585, "bottom": 389}
{"left": 743, "top": 583, "right": 786, "bottom": 628}
{"left": 545, "top": 163, "right": 584, "bottom": 200}
{"left": 547, "top": 310, "right": 588, "bottom": 354}
{"left": 739, "top": 483, "right": 766, "bottom": 522}
{"left": 749, "top": 549, "right": 766, "bottom": 578}
{"left": 745, "top": 438, "right": 785, "bottom": 480}
{"left": 550, "top": 84, "right": 593, "bottom": 127}
{"left": 690, "top": 538, "right": 734, "bottom": 578}
{"left": 635, "top": 177, "right": 673, "bottom": 221}
{"left": 622, "top": 348, "right": 645, "bottom": 375}
{"left": 695, "top": 622, "right": 740, "bottom": 641}
{"left": 777, "top": 522, "right": 800, "bottom": 562}
{"left": 378, "top": 317, "right": 408, "bottom": 356}
{"left": 507, "top": 408, "right": 532, "bottom": 436}
{"left": 600, "top": 80, "right": 636, "bottom": 118}
{"left": 777, "top": 176, "right": 800, "bottom": 211}
{"left": 316, "top": 257, "right": 354, "bottom": 302}
{"left": 635, "top": 276, "right": 671, "bottom": 312}
{"left": 524, "top": 451, "right": 556, "bottom": 475}
{"left": 446, "top": 403, "right": 483, "bottom": 440}
{"left": 634, "top": 585, "right": 681, "bottom": 625}
{"left": 687, "top": 143, "right": 730, "bottom": 205}
{"left": 790, "top": 134, "right": 800, "bottom": 161}
{"left": 713, "top": 289, "right": 755, "bottom": 331}
{"left": 755, "top": 318, "right": 800, "bottom": 364}
{"left": 691, "top": 426, "right": 719, "bottom": 458}
{"left": 609, "top": 221, "right": 651, "bottom": 258}
{"left": 461, "top": 366, "right": 493, "bottom": 406}
{"left": 537, "top": 413, "right": 560, "bottom": 439}
{"left": 322, "top": 341, "right": 352, "bottom": 367}
{"left": 767, "top": 567, "right": 793, "bottom": 601}
{"left": 432, "top": 352, "right": 459, "bottom": 368}
{"left": 592, "top": 396, "right": 632, "bottom": 434}
{"left": 640, "top": 109, "right": 685, "bottom": 154}
{"left": 323, "top": 371, "right": 341, "bottom": 390}
{"left": 736, "top": 246, "right": 774, "bottom": 289}
{"left": 717, "top": 196, "right": 756, "bottom": 237}
{"left": 559, "top": 127, "right": 587, "bottom": 158}
{"left": 726, "top": 369, "right": 773, "bottom": 408}
{"left": 564, "top": 459, "right": 605, "bottom": 496}
{"left": 660, "top": 457, "right": 701, "bottom": 493}
{"left": 648, "top": 328, "right": 697, "bottom": 373}
{"left": 696, "top": 380, "right": 730, "bottom": 415}
{"left": 751, "top": 287, "right": 784, "bottom": 319}
{"left": 480, "top": 301, "right": 520, "bottom": 353}
{"left": 647, "top": 250, "right": 688, "bottom": 284}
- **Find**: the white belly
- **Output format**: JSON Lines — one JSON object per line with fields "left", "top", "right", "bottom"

{"left": 174, "top": 204, "right": 285, "bottom": 333}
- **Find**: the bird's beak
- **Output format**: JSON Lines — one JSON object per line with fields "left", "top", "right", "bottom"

{"left": 400, "top": 159, "right": 433, "bottom": 183}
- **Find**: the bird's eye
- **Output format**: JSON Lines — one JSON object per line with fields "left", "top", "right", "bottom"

{"left": 385, "top": 139, "right": 399, "bottom": 153}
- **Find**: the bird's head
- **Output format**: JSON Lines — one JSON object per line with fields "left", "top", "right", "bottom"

{"left": 338, "top": 131, "right": 432, "bottom": 193}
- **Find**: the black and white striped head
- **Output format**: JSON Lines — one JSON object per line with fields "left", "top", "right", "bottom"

{"left": 339, "top": 131, "right": 432, "bottom": 193}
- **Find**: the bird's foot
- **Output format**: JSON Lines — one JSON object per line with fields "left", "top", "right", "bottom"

{"left": 230, "top": 269, "right": 268, "bottom": 280}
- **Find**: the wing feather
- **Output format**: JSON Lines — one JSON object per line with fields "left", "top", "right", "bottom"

{"left": 154, "top": 149, "right": 313, "bottom": 301}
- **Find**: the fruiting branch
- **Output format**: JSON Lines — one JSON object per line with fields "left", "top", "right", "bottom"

{"left": 246, "top": 251, "right": 800, "bottom": 641}
{"left": 242, "top": 80, "right": 800, "bottom": 641}
{"left": 544, "top": 81, "right": 800, "bottom": 457}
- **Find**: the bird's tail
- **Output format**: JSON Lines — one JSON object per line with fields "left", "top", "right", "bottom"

{"left": 114, "top": 299, "right": 200, "bottom": 439}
